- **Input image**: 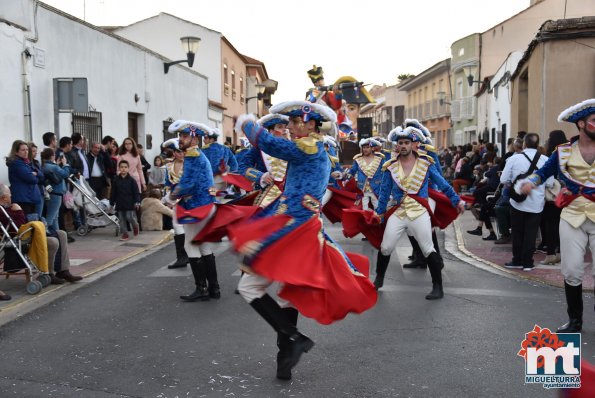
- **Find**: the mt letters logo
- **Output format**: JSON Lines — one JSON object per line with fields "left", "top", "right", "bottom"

{"left": 518, "top": 325, "right": 581, "bottom": 389}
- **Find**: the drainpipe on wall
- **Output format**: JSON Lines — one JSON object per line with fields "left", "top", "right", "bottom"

{"left": 22, "top": 48, "right": 33, "bottom": 142}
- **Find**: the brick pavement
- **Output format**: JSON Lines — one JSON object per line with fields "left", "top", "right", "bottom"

{"left": 454, "top": 210, "right": 593, "bottom": 290}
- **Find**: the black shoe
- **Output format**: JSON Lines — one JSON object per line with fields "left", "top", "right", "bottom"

{"left": 504, "top": 262, "right": 522, "bottom": 269}
{"left": 466, "top": 227, "right": 482, "bottom": 236}
{"left": 523, "top": 265, "right": 534, "bottom": 272}
{"left": 402, "top": 259, "right": 427, "bottom": 269}
{"left": 494, "top": 235, "right": 511, "bottom": 244}
{"left": 67, "top": 235, "right": 76, "bottom": 243}
{"left": 180, "top": 285, "right": 210, "bottom": 302}
{"left": 557, "top": 319, "right": 582, "bottom": 333}
{"left": 168, "top": 256, "right": 189, "bottom": 269}
{"left": 209, "top": 285, "right": 221, "bottom": 299}
{"left": 276, "top": 333, "right": 314, "bottom": 379}
{"left": 483, "top": 232, "right": 497, "bottom": 241}
{"left": 425, "top": 282, "right": 444, "bottom": 300}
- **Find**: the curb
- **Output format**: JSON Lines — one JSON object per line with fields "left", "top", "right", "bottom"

{"left": 0, "top": 232, "right": 173, "bottom": 325}
{"left": 450, "top": 219, "right": 565, "bottom": 289}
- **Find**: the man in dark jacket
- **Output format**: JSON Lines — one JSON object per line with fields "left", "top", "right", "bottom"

{"left": 87, "top": 142, "right": 109, "bottom": 199}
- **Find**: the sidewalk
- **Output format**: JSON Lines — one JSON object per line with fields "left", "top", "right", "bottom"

{"left": 452, "top": 210, "right": 593, "bottom": 290}
{"left": 0, "top": 227, "right": 172, "bottom": 320}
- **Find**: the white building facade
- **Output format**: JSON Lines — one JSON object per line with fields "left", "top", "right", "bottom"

{"left": 113, "top": 13, "right": 224, "bottom": 137}
{"left": 0, "top": 1, "right": 209, "bottom": 182}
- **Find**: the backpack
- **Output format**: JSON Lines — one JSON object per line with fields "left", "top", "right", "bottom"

{"left": 509, "top": 152, "right": 541, "bottom": 203}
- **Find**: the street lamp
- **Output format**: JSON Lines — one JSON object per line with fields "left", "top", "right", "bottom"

{"left": 246, "top": 84, "right": 266, "bottom": 103}
{"left": 164, "top": 36, "right": 201, "bottom": 74}
{"left": 437, "top": 91, "right": 451, "bottom": 106}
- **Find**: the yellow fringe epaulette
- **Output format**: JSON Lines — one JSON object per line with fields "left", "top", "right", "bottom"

{"left": 185, "top": 147, "right": 200, "bottom": 157}
{"left": 328, "top": 154, "right": 340, "bottom": 167}
{"left": 382, "top": 158, "right": 396, "bottom": 172}
{"left": 295, "top": 135, "right": 320, "bottom": 155}
{"left": 374, "top": 152, "right": 385, "bottom": 159}
{"left": 418, "top": 151, "right": 435, "bottom": 164}
{"left": 422, "top": 144, "right": 437, "bottom": 154}
{"left": 353, "top": 153, "right": 362, "bottom": 160}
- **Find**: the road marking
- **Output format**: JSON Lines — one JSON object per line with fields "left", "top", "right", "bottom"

{"left": 70, "top": 259, "right": 91, "bottom": 266}
{"left": 378, "top": 284, "right": 550, "bottom": 298}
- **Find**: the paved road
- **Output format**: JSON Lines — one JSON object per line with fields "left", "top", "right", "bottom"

{"left": 0, "top": 222, "right": 591, "bottom": 397}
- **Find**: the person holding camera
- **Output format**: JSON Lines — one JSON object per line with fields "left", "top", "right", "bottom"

{"left": 41, "top": 148, "right": 72, "bottom": 233}
{"left": 500, "top": 133, "right": 551, "bottom": 271}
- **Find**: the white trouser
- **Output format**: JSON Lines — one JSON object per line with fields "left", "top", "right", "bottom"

{"left": 322, "top": 189, "right": 332, "bottom": 207}
{"left": 182, "top": 206, "right": 216, "bottom": 258}
{"left": 237, "top": 272, "right": 292, "bottom": 307}
{"left": 560, "top": 218, "right": 595, "bottom": 286}
{"left": 407, "top": 198, "right": 436, "bottom": 237}
{"left": 362, "top": 192, "right": 378, "bottom": 211}
{"left": 172, "top": 211, "right": 184, "bottom": 235}
{"left": 214, "top": 175, "right": 226, "bottom": 192}
{"left": 380, "top": 212, "right": 434, "bottom": 257}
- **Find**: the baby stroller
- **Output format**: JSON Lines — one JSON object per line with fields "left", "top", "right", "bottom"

{"left": 0, "top": 206, "right": 51, "bottom": 294}
{"left": 67, "top": 176, "right": 120, "bottom": 237}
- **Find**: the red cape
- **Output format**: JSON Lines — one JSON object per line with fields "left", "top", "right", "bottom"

{"left": 322, "top": 186, "right": 360, "bottom": 224}
{"left": 192, "top": 203, "right": 260, "bottom": 243}
{"left": 229, "top": 216, "right": 377, "bottom": 325}
{"left": 220, "top": 173, "right": 255, "bottom": 192}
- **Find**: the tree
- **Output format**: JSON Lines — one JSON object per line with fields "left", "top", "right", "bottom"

{"left": 397, "top": 73, "right": 415, "bottom": 82}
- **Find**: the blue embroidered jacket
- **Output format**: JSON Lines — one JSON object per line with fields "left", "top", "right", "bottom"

{"left": 348, "top": 153, "right": 384, "bottom": 197}
{"left": 528, "top": 140, "right": 595, "bottom": 196}
{"left": 242, "top": 121, "right": 329, "bottom": 223}
{"left": 238, "top": 147, "right": 267, "bottom": 189}
{"left": 419, "top": 145, "right": 442, "bottom": 190}
{"left": 174, "top": 147, "right": 216, "bottom": 210}
{"left": 326, "top": 146, "right": 343, "bottom": 187}
{"left": 234, "top": 148, "right": 250, "bottom": 166}
{"left": 376, "top": 153, "right": 460, "bottom": 215}
{"left": 202, "top": 142, "right": 238, "bottom": 176}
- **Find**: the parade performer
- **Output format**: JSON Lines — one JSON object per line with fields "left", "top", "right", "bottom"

{"left": 519, "top": 99, "right": 595, "bottom": 333}
{"left": 201, "top": 128, "right": 238, "bottom": 191}
{"left": 374, "top": 137, "right": 393, "bottom": 160}
{"left": 344, "top": 126, "right": 464, "bottom": 298}
{"left": 234, "top": 137, "right": 252, "bottom": 165}
{"left": 346, "top": 138, "right": 384, "bottom": 211}
{"left": 401, "top": 119, "right": 443, "bottom": 269}
{"left": 237, "top": 114, "right": 290, "bottom": 210}
{"left": 321, "top": 135, "right": 359, "bottom": 223}
{"left": 232, "top": 101, "right": 377, "bottom": 380}
{"left": 166, "top": 121, "right": 257, "bottom": 302}
{"left": 162, "top": 138, "right": 189, "bottom": 269}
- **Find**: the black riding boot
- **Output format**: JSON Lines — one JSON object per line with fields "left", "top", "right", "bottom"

{"left": 374, "top": 251, "right": 391, "bottom": 290}
{"left": 557, "top": 282, "right": 583, "bottom": 333}
{"left": 403, "top": 235, "right": 427, "bottom": 268}
{"left": 277, "top": 307, "right": 299, "bottom": 380}
{"left": 250, "top": 295, "right": 314, "bottom": 379}
{"left": 425, "top": 252, "right": 444, "bottom": 300}
{"left": 203, "top": 254, "right": 221, "bottom": 299}
{"left": 432, "top": 230, "right": 441, "bottom": 256}
{"left": 180, "top": 257, "right": 209, "bottom": 302}
{"left": 168, "top": 234, "right": 189, "bottom": 269}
